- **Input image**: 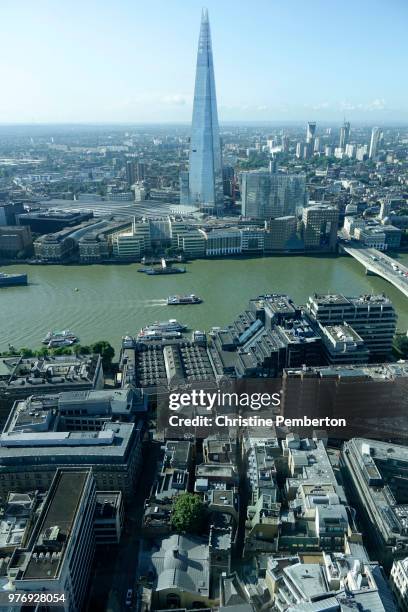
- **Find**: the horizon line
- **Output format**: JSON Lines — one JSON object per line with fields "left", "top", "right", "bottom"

{"left": 1, "top": 119, "right": 408, "bottom": 127}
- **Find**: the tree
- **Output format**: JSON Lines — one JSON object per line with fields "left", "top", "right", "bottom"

{"left": 36, "top": 347, "right": 49, "bottom": 358}
{"left": 19, "top": 348, "right": 34, "bottom": 358}
{"left": 73, "top": 344, "right": 91, "bottom": 356}
{"left": 394, "top": 334, "right": 408, "bottom": 358}
{"left": 90, "top": 340, "right": 115, "bottom": 370}
{"left": 52, "top": 347, "right": 73, "bottom": 356}
{"left": 171, "top": 493, "right": 207, "bottom": 534}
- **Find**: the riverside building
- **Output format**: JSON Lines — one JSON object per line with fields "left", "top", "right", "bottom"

{"left": 240, "top": 171, "right": 307, "bottom": 220}
{"left": 302, "top": 203, "right": 339, "bottom": 252}
{"left": 306, "top": 293, "right": 397, "bottom": 359}
{"left": 0, "top": 354, "right": 103, "bottom": 424}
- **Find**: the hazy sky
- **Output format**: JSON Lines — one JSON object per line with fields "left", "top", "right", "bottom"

{"left": 1, "top": 0, "right": 407, "bottom": 124}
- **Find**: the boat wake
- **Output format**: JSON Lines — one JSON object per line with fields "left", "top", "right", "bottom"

{"left": 142, "top": 299, "right": 168, "bottom": 306}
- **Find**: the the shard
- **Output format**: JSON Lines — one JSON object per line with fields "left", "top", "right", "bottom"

{"left": 187, "top": 9, "right": 223, "bottom": 215}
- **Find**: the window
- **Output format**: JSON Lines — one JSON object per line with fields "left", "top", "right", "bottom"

{"left": 166, "top": 594, "right": 181, "bottom": 608}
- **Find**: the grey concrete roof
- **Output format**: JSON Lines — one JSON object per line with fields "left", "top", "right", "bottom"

{"left": 145, "top": 534, "right": 210, "bottom": 596}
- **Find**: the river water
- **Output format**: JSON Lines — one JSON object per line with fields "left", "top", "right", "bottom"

{"left": 1, "top": 253, "right": 407, "bottom": 353}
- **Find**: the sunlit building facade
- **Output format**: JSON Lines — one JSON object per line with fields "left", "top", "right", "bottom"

{"left": 187, "top": 10, "right": 223, "bottom": 215}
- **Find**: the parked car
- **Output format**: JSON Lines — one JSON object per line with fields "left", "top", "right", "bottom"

{"left": 125, "top": 589, "right": 133, "bottom": 607}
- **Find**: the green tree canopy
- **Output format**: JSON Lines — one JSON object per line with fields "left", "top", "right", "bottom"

{"left": 394, "top": 334, "right": 408, "bottom": 358}
{"left": 171, "top": 493, "right": 207, "bottom": 535}
{"left": 90, "top": 340, "right": 115, "bottom": 370}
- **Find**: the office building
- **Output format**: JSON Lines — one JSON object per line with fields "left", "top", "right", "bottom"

{"left": 137, "top": 160, "right": 146, "bottom": 181}
{"left": 180, "top": 229, "right": 207, "bottom": 257}
{"left": 134, "top": 181, "right": 148, "bottom": 202}
{"left": 0, "top": 202, "right": 24, "bottom": 226}
{"left": 77, "top": 219, "right": 131, "bottom": 263}
{"left": 0, "top": 491, "right": 43, "bottom": 556}
{"left": 391, "top": 558, "right": 408, "bottom": 611}
{"left": 78, "top": 233, "right": 109, "bottom": 262}
{"left": 0, "top": 392, "right": 144, "bottom": 500}
{"left": 0, "top": 225, "right": 32, "bottom": 258}
{"left": 281, "top": 134, "right": 289, "bottom": 153}
{"left": 356, "top": 144, "right": 368, "bottom": 161}
{"left": 0, "top": 354, "right": 103, "bottom": 424}
{"left": 111, "top": 218, "right": 150, "bottom": 258}
{"left": 265, "top": 215, "right": 298, "bottom": 251}
{"left": 209, "top": 295, "right": 322, "bottom": 379}
{"left": 282, "top": 362, "right": 408, "bottom": 441}
{"left": 106, "top": 189, "right": 133, "bottom": 202}
{"left": 58, "top": 387, "right": 147, "bottom": 423}
{"left": 265, "top": 553, "right": 396, "bottom": 611}
{"left": 306, "top": 121, "right": 316, "bottom": 144}
{"left": 241, "top": 172, "right": 307, "bottom": 220}
{"left": 339, "top": 121, "right": 351, "bottom": 149}
{"left": 222, "top": 165, "right": 234, "bottom": 198}
{"left": 94, "top": 492, "right": 124, "bottom": 546}
{"left": 202, "top": 228, "right": 241, "bottom": 256}
{"left": 142, "top": 440, "right": 193, "bottom": 536}
{"left": 345, "top": 143, "right": 356, "bottom": 158}
{"left": 112, "top": 231, "right": 143, "bottom": 259}
{"left": 369, "top": 126, "right": 381, "bottom": 159}
{"left": 341, "top": 438, "right": 408, "bottom": 570}
{"left": 33, "top": 223, "right": 90, "bottom": 262}
{"left": 383, "top": 223, "right": 402, "bottom": 249}
{"left": 5, "top": 469, "right": 96, "bottom": 612}
{"left": 125, "top": 160, "right": 136, "bottom": 187}
{"left": 306, "top": 293, "right": 397, "bottom": 358}
{"left": 240, "top": 227, "right": 265, "bottom": 253}
{"left": 179, "top": 171, "right": 190, "bottom": 205}
{"left": 187, "top": 10, "right": 223, "bottom": 214}
{"left": 318, "top": 323, "right": 370, "bottom": 365}
{"left": 302, "top": 204, "right": 339, "bottom": 251}
{"left": 18, "top": 210, "right": 93, "bottom": 234}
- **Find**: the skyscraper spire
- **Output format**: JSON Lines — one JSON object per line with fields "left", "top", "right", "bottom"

{"left": 186, "top": 9, "right": 223, "bottom": 215}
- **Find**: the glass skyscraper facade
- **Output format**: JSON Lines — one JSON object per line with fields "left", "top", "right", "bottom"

{"left": 187, "top": 10, "right": 223, "bottom": 215}
{"left": 240, "top": 171, "right": 308, "bottom": 220}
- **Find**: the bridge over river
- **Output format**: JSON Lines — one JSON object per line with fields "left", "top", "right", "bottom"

{"left": 342, "top": 244, "right": 408, "bottom": 298}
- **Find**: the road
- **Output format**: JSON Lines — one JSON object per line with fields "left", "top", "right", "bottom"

{"left": 342, "top": 244, "right": 408, "bottom": 298}
{"left": 87, "top": 441, "right": 161, "bottom": 612}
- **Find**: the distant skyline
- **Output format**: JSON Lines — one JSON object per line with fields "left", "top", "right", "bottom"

{"left": 1, "top": 0, "right": 407, "bottom": 124}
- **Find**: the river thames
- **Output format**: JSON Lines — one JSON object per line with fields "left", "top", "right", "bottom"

{"left": 1, "top": 253, "right": 407, "bottom": 353}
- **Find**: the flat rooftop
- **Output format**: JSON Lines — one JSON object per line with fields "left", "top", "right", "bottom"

{"left": 309, "top": 293, "right": 394, "bottom": 307}
{"left": 0, "top": 421, "right": 139, "bottom": 463}
{"left": 13, "top": 471, "right": 88, "bottom": 581}
{"left": 0, "top": 355, "right": 101, "bottom": 393}
{"left": 284, "top": 362, "right": 408, "bottom": 380}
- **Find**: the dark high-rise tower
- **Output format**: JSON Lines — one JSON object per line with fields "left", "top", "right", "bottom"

{"left": 186, "top": 9, "right": 223, "bottom": 215}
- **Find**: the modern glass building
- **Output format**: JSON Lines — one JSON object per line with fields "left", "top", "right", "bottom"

{"left": 369, "top": 126, "right": 381, "bottom": 159}
{"left": 187, "top": 10, "right": 223, "bottom": 215}
{"left": 241, "top": 171, "right": 308, "bottom": 220}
